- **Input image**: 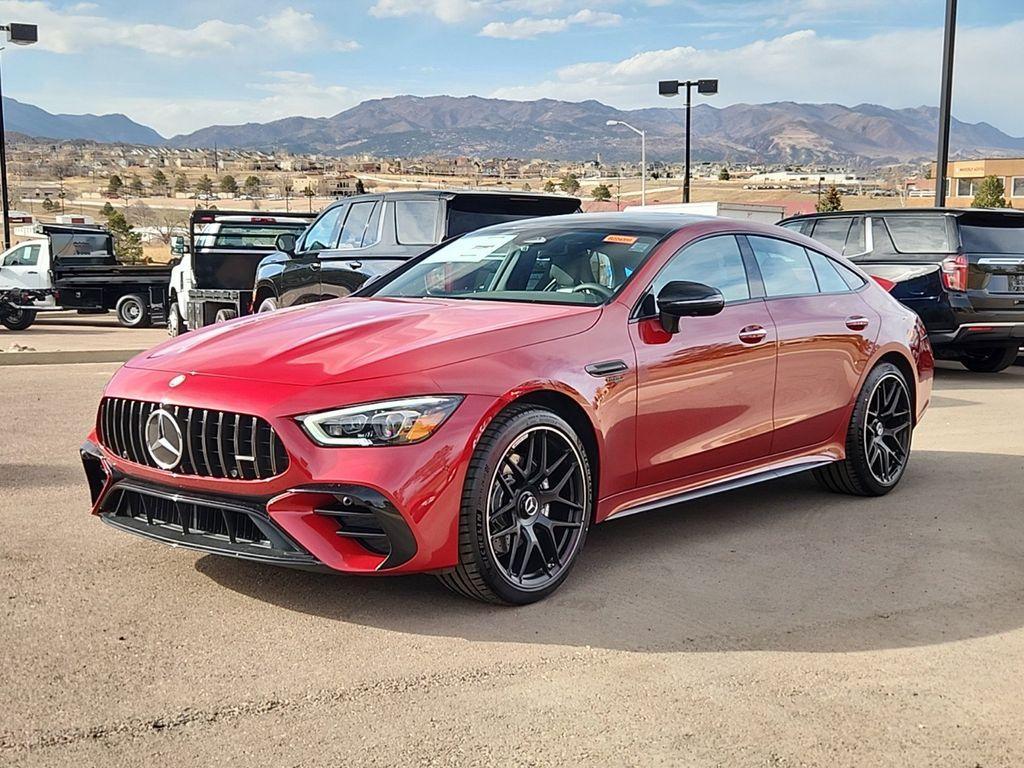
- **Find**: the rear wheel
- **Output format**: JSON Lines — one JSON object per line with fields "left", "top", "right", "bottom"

{"left": 437, "top": 405, "right": 593, "bottom": 605}
{"left": 115, "top": 294, "right": 149, "bottom": 328}
{"left": 213, "top": 308, "right": 238, "bottom": 323}
{"left": 960, "top": 345, "right": 1018, "bottom": 373}
{"left": 1, "top": 308, "right": 36, "bottom": 331}
{"left": 257, "top": 295, "right": 278, "bottom": 313}
{"left": 814, "top": 362, "right": 913, "bottom": 497}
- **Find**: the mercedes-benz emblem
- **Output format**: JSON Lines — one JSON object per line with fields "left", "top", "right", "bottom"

{"left": 145, "top": 408, "right": 184, "bottom": 470}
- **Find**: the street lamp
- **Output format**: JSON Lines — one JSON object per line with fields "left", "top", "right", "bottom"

{"left": 0, "top": 22, "right": 38, "bottom": 250}
{"left": 606, "top": 119, "right": 646, "bottom": 206}
{"left": 658, "top": 77, "right": 718, "bottom": 203}
{"left": 934, "top": 0, "right": 957, "bottom": 207}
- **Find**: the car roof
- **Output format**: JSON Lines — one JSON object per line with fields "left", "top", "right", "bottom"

{"left": 323, "top": 189, "right": 581, "bottom": 206}
{"left": 458, "top": 211, "right": 782, "bottom": 240}
{"left": 784, "top": 207, "right": 1024, "bottom": 220}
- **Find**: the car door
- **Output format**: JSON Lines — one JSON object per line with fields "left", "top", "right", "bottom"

{"left": 630, "top": 234, "right": 778, "bottom": 487}
{"left": 745, "top": 235, "right": 877, "bottom": 454}
{"left": 318, "top": 199, "right": 383, "bottom": 299}
{"left": 278, "top": 204, "right": 346, "bottom": 307}
{"left": 0, "top": 243, "right": 46, "bottom": 290}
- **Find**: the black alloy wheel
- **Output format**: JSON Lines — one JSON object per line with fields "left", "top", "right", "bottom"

{"left": 438, "top": 405, "right": 592, "bottom": 604}
{"left": 960, "top": 345, "right": 1019, "bottom": 373}
{"left": 1, "top": 308, "right": 36, "bottom": 331}
{"left": 814, "top": 362, "right": 913, "bottom": 497}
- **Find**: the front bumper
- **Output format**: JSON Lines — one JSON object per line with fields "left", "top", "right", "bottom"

{"left": 81, "top": 370, "right": 490, "bottom": 574}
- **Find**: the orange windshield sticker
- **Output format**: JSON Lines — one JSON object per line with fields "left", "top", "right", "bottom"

{"left": 603, "top": 234, "right": 638, "bottom": 245}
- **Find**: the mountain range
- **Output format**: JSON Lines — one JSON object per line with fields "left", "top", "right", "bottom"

{"left": 8, "top": 94, "right": 1024, "bottom": 166}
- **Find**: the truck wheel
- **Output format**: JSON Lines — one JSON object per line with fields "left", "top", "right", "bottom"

{"left": 214, "top": 308, "right": 238, "bottom": 323}
{"left": 116, "top": 294, "right": 150, "bottom": 328}
{"left": 167, "top": 303, "right": 186, "bottom": 337}
{"left": 960, "top": 345, "right": 1018, "bottom": 373}
{"left": 2, "top": 308, "right": 37, "bottom": 331}
{"left": 257, "top": 295, "right": 278, "bottom": 313}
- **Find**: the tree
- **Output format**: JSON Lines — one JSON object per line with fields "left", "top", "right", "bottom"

{"left": 718, "top": 167, "right": 731, "bottom": 181}
{"left": 107, "top": 174, "right": 124, "bottom": 197}
{"left": 220, "top": 174, "right": 239, "bottom": 194}
{"left": 129, "top": 174, "right": 145, "bottom": 197}
{"left": 559, "top": 173, "right": 580, "bottom": 195}
{"left": 242, "top": 175, "right": 263, "bottom": 198}
{"left": 173, "top": 173, "right": 190, "bottom": 194}
{"left": 522, "top": 182, "right": 532, "bottom": 192}
{"left": 354, "top": 178, "right": 366, "bottom": 195}
{"left": 591, "top": 183, "right": 612, "bottom": 201}
{"left": 543, "top": 180, "right": 556, "bottom": 194}
{"left": 103, "top": 208, "right": 144, "bottom": 264}
{"left": 101, "top": 201, "right": 115, "bottom": 217}
{"left": 973, "top": 175, "right": 1008, "bottom": 208}
{"left": 41, "top": 198, "right": 55, "bottom": 212}
{"left": 816, "top": 184, "right": 843, "bottom": 213}
{"left": 151, "top": 169, "right": 168, "bottom": 195}
{"left": 196, "top": 174, "right": 214, "bottom": 198}
{"left": 301, "top": 185, "right": 316, "bottom": 212}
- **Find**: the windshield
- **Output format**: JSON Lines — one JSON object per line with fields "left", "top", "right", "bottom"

{"left": 373, "top": 226, "right": 660, "bottom": 305}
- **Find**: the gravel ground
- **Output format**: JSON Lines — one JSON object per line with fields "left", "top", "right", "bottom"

{"left": 1, "top": 355, "right": 1022, "bottom": 767}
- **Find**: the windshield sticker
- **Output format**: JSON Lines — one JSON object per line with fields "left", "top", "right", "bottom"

{"left": 629, "top": 240, "right": 652, "bottom": 253}
{"left": 603, "top": 234, "right": 638, "bottom": 245}
{"left": 439, "top": 234, "right": 519, "bottom": 262}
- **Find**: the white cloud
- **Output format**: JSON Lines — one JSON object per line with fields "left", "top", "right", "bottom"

{"left": 370, "top": 0, "right": 484, "bottom": 23}
{"left": 370, "top": 0, "right": 620, "bottom": 24}
{"left": 480, "top": 9, "right": 621, "bottom": 39}
{"left": 0, "top": 1, "right": 358, "bottom": 58}
{"left": 490, "top": 19, "right": 1024, "bottom": 133}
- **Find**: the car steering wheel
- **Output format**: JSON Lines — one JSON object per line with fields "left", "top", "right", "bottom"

{"left": 572, "top": 282, "right": 615, "bottom": 300}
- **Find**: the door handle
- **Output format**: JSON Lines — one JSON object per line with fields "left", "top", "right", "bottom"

{"left": 738, "top": 325, "right": 768, "bottom": 344}
{"left": 845, "top": 315, "right": 870, "bottom": 331}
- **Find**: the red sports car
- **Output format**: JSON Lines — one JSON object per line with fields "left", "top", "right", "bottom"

{"left": 82, "top": 214, "right": 933, "bottom": 604}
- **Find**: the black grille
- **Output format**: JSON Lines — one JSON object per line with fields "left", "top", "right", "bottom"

{"left": 98, "top": 397, "right": 289, "bottom": 480}
{"left": 100, "top": 483, "right": 314, "bottom": 563}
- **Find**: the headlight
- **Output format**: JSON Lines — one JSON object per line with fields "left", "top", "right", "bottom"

{"left": 298, "top": 396, "right": 464, "bottom": 447}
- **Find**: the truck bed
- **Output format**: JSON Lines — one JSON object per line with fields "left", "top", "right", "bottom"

{"left": 54, "top": 263, "right": 174, "bottom": 287}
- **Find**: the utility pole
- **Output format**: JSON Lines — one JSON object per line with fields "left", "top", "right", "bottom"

{"left": 934, "top": 0, "right": 957, "bottom": 207}
{"left": 659, "top": 78, "right": 718, "bottom": 204}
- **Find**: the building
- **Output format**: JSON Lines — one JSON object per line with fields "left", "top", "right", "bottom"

{"left": 931, "top": 157, "right": 1024, "bottom": 208}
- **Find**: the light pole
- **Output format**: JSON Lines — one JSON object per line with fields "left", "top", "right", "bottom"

{"left": 658, "top": 78, "right": 718, "bottom": 203}
{"left": 606, "top": 120, "right": 646, "bottom": 206}
{"left": 934, "top": 0, "right": 957, "bottom": 207}
{"left": 0, "top": 23, "right": 37, "bottom": 250}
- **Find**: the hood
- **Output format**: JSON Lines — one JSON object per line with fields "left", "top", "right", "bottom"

{"left": 128, "top": 297, "right": 600, "bottom": 386}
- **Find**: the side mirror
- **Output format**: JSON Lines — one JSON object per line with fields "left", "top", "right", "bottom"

{"left": 170, "top": 236, "right": 186, "bottom": 255}
{"left": 276, "top": 232, "right": 298, "bottom": 255}
{"left": 656, "top": 280, "right": 725, "bottom": 333}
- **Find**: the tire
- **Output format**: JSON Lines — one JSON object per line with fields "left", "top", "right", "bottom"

{"left": 814, "top": 362, "right": 913, "bottom": 497}
{"left": 256, "top": 295, "right": 278, "bottom": 313}
{"left": 1, "top": 308, "right": 36, "bottom": 331}
{"left": 960, "top": 345, "right": 1018, "bottom": 373}
{"left": 167, "top": 302, "right": 186, "bottom": 337}
{"left": 213, "top": 308, "right": 238, "bottom": 323}
{"left": 115, "top": 294, "right": 150, "bottom": 328}
{"left": 437, "top": 404, "right": 593, "bottom": 605}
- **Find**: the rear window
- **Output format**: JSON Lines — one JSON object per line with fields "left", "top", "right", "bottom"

{"left": 809, "top": 217, "right": 853, "bottom": 253}
{"left": 883, "top": 216, "right": 950, "bottom": 253}
{"left": 445, "top": 196, "right": 580, "bottom": 238}
{"left": 203, "top": 224, "right": 306, "bottom": 250}
{"left": 958, "top": 222, "right": 1024, "bottom": 254}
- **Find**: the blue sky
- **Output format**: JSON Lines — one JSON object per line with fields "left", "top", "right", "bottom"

{"left": 2, "top": 0, "right": 1023, "bottom": 138}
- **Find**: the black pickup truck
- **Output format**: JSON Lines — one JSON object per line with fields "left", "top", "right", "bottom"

{"left": 252, "top": 190, "right": 582, "bottom": 312}
{"left": 780, "top": 208, "right": 1024, "bottom": 372}
{"left": 0, "top": 224, "right": 174, "bottom": 327}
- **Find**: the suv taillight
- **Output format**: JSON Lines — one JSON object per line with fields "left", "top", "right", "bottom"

{"left": 940, "top": 254, "right": 968, "bottom": 292}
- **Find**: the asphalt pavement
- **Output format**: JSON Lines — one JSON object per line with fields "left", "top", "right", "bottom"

{"left": 1, "top": 325, "right": 1022, "bottom": 766}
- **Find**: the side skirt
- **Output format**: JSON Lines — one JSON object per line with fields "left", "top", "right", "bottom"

{"left": 605, "top": 456, "right": 834, "bottom": 521}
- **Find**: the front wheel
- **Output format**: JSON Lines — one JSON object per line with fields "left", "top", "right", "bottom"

{"left": 213, "top": 308, "right": 238, "bottom": 323}
{"left": 257, "top": 295, "right": 278, "bottom": 313}
{"left": 960, "top": 345, "right": 1018, "bottom": 373}
{"left": 115, "top": 294, "right": 150, "bottom": 328}
{"left": 814, "top": 362, "right": 913, "bottom": 497}
{"left": 437, "top": 405, "right": 593, "bottom": 605}
{"left": 1, "top": 308, "right": 36, "bottom": 331}
{"left": 167, "top": 302, "right": 186, "bottom": 337}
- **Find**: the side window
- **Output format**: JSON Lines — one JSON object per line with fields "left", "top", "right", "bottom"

{"left": 780, "top": 220, "right": 811, "bottom": 235}
{"left": 361, "top": 201, "right": 382, "bottom": 248}
{"left": 395, "top": 200, "right": 440, "bottom": 245}
{"left": 302, "top": 206, "right": 346, "bottom": 252}
{"left": 2, "top": 245, "right": 39, "bottom": 267}
{"left": 883, "top": 216, "right": 950, "bottom": 253}
{"left": 336, "top": 202, "right": 376, "bottom": 250}
{"left": 809, "top": 217, "right": 853, "bottom": 253}
{"left": 846, "top": 217, "right": 865, "bottom": 254}
{"left": 807, "top": 250, "right": 850, "bottom": 293}
{"left": 834, "top": 261, "right": 867, "bottom": 290}
{"left": 748, "top": 236, "right": 819, "bottom": 298}
{"left": 650, "top": 235, "right": 750, "bottom": 305}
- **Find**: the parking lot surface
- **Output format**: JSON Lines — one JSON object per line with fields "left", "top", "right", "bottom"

{"left": 1, "top": 337, "right": 1022, "bottom": 766}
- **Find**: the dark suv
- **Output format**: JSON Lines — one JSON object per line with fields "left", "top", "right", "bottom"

{"left": 253, "top": 190, "right": 581, "bottom": 312}
{"left": 781, "top": 208, "right": 1024, "bottom": 372}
